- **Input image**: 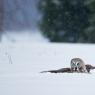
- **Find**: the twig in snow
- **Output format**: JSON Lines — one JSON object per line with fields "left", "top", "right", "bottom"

{"left": 5, "top": 52, "right": 13, "bottom": 64}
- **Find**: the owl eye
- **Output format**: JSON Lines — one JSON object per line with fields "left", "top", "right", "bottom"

{"left": 77, "top": 63, "right": 80, "bottom": 66}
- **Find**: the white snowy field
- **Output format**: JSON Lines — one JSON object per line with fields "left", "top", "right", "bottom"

{"left": 0, "top": 32, "right": 95, "bottom": 95}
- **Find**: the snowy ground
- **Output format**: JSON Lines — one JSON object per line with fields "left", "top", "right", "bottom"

{"left": 0, "top": 32, "right": 95, "bottom": 95}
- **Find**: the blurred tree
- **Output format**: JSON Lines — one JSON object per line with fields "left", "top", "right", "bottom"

{"left": 4, "top": 0, "right": 40, "bottom": 31}
{"left": 85, "top": 0, "right": 95, "bottom": 43}
{"left": 38, "top": 0, "right": 90, "bottom": 42}
{"left": 0, "top": 0, "right": 4, "bottom": 40}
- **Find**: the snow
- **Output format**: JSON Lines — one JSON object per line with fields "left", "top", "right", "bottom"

{"left": 0, "top": 32, "right": 95, "bottom": 95}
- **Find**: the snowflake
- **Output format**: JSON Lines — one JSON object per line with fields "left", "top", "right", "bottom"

{"left": 41, "top": 1, "right": 46, "bottom": 7}
{"left": 52, "top": 0, "right": 60, "bottom": 5}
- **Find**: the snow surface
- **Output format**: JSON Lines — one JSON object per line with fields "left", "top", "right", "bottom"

{"left": 0, "top": 32, "right": 95, "bottom": 95}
